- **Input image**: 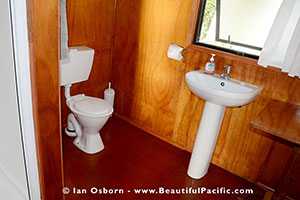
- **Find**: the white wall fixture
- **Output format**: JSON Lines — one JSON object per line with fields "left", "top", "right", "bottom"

{"left": 185, "top": 70, "right": 261, "bottom": 179}
{"left": 258, "top": 0, "right": 300, "bottom": 78}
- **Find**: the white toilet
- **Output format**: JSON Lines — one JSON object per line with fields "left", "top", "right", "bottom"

{"left": 60, "top": 46, "right": 113, "bottom": 154}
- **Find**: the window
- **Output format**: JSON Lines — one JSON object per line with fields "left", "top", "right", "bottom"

{"left": 194, "top": 0, "right": 283, "bottom": 58}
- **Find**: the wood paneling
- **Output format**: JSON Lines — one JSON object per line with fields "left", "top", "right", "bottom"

{"left": 61, "top": 0, "right": 117, "bottom": 123}
{"left": 112, "top": 0, "right": 300, "bottom": 183}
{"left": 112, "top": 0, "right": 194, "bottom": 146}
{"left": 27, "top": 0, "right": 64, "bottom": 199}
{"left": 251, "top": 99, "right": 300, "bottom": 145}
{"left": 256, "top": 141, "right": 293, "bottom": 189}
{"left": 251, "top": 100, "right": 300, "bottom": 197}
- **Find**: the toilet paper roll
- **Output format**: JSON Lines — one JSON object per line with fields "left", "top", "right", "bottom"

{"left": 167, "top": 43, "right": 184, "bottom": 61}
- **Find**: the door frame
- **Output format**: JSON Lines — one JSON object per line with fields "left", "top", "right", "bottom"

{"left": 9, "top": 0, "right": 41, "bottom": 199}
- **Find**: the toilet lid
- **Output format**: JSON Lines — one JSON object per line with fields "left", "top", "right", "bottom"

{"left": 73, "top": 96, "right": 113, "bottom": 116}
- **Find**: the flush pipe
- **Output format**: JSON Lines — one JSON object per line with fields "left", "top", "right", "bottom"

{"left": 64, "top": 84, "right": 72, "bottom": 99}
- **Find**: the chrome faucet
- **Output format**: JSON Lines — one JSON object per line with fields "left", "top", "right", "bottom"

{"left": 220, "top": 65, "right": 231, "bottom": 80}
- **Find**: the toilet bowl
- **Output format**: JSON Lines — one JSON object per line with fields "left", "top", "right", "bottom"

{"left": 60, "top": 46, "right": 114, "bottom": 154}
{"left": 66, "top": 94, "right": 113, "bottom": 154}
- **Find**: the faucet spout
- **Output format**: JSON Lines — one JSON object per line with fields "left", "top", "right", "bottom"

{"left": 220, "top": 65, "right": 231, "bottom": 80}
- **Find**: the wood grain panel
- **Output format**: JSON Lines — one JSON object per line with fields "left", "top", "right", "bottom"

{"left": 250, "top": 100, "right": 300, "bottom": 195}
{"left": 27, "top": 0, "right": 64, "bottom": 199}
{"left": 113, "top": 0, "right": 194, "bottom": 143}
{"left": 251, "top": 100, "right": 300, "bottom": 145}
{"left": 61, "top": 0, "right": 117, "bottom": 124}
{"left": 256, "top": 141, "right": 294, "bottom": 189}
{"left": 112, "top": 0, "right": 300, "bottom": 183}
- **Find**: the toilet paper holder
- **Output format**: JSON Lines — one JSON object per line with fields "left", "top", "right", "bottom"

{"left": 167, "top": 43, "right": 185, "bottom": 61}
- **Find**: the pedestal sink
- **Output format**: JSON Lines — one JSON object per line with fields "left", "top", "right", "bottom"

{"left": 185, "top": 70, "right": 262, "bottom": 179}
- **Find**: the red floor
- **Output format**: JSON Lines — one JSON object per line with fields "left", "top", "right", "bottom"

{"left": 63, "top": 116, "right": 263, "bottom": 200}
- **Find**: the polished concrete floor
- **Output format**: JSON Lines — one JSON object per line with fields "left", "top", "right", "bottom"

{"left": 63, "top": 116, "right": 264, "bottom": 200}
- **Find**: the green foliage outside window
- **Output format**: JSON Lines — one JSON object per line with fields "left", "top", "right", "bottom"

{"left": 200, "top": 0, "right": 216, "bottom": 40}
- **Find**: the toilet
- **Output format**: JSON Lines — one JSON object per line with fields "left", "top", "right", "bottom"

{"left": 60, "top": 46, "right": 113, "bottom": 154}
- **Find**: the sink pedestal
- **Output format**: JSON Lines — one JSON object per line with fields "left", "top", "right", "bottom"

{"left": 187, "top": 102, "right": 225, "bottom": 179}
{"left": 185, "top": 70, "right": 261, "bottom": 179}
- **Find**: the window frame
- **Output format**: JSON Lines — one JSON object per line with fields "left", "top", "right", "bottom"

{"left": 193, "top": 0, "right": 260, "bottom": 59}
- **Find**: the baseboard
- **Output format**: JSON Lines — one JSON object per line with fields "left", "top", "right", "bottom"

{"left": 113, "top": 113, "right": 189, "bottom": 152}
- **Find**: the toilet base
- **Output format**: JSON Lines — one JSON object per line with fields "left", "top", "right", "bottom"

{"left": 73, "top": 131, "right": 104, "bottom": 154}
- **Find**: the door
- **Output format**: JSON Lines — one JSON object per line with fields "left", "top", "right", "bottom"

{"left": 0, "top": 0, "right": 30, "bottom": 199}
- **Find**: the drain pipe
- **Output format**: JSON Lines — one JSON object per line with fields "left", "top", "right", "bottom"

{"left": 63, "top": 83, "right": 81, "bottom": 138}
{"left": 72, "top": 115, "right": 82, "bottom": 146}
{"left": 65, "top": 113, "right": 80, "bottom": 137}
{"left": 65, "top": 113, "right": 81, "bottom": 138}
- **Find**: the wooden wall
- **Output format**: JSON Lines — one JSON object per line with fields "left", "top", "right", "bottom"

{"left": 112, "top": 0, "right": 300, "bottom": 183}
{"left": 61, "top": 0, "right": 117, "bottom": 123}
{"left": 59, "top": 0, "right": 300, "bottom": 186}
{"left": 27, "top": 0, "right": 64, "bottom": 199}
{"left": 112, "top": 0, "right": 195, "bottom": 147}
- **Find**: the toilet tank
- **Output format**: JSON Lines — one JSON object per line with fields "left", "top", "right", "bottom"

{"left": 60, "top": 46, "right": 94, "bottom": 86}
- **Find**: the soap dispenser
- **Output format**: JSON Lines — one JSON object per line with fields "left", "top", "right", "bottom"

{"left": 205, "top": 54, "right": 216, "bottom": 74}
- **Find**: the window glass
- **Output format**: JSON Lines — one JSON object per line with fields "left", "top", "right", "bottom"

{"left": 195, "top": 0, "right": 283, "bottom": 57}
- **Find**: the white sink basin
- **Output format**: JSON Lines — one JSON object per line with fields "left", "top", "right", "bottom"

{"left": 185, "top": 70, "right": 262, "bottom": 107}
{"left": 185, "top": 70, "right": 262, "bottom": 179}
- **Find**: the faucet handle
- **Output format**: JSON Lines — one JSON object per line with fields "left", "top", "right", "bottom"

{"left": 224, "top": 65, "right": 231, "bottom": 74}
{"left": 221, "top": 65, "right": 232, "bottom": 80}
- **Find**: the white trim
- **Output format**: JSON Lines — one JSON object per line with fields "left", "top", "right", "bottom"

{"left": 9, "top": 0, "right": 41, "bottom": 199}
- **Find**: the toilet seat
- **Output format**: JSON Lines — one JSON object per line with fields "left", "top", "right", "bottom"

{"left": 67, "top": 95, "right": 113, "bottom": 117}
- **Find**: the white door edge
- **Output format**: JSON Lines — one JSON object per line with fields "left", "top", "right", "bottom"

{"left": 9, "top": 0, "right": 41, "bottom": 199}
